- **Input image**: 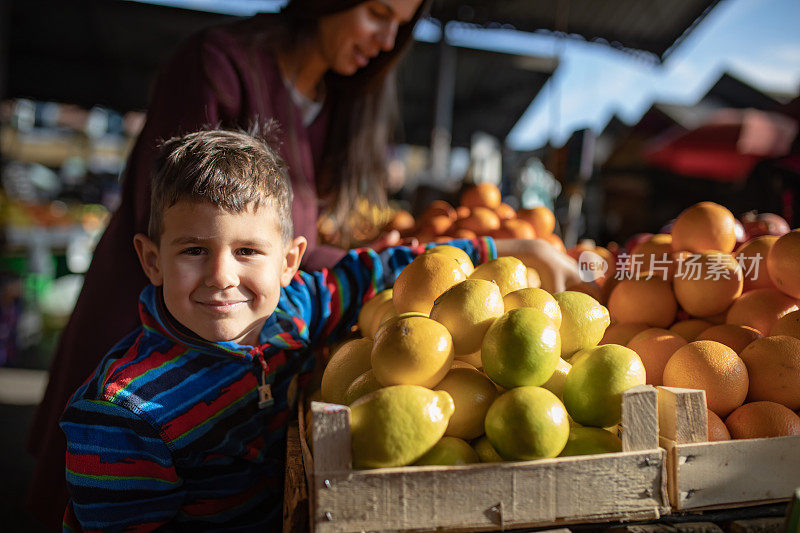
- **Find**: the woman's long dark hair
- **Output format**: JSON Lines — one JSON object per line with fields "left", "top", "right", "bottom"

{"left": 242, "top": 0, "right": 430, "bottom": 246}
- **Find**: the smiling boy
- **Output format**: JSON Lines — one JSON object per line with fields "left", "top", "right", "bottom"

{"left": 58, "top": 128, "right": 497, "bottom": 532}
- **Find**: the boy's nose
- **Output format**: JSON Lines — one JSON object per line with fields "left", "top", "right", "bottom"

{"left": 205, "top": 254, "right": 238, "bottom": 289}
{"left": 377, "top": 22, "right": 398, "bottom": 52}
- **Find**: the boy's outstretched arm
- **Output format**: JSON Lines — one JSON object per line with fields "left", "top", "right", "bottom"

{"left": 61, "top": 399, "right": 184, "bottom": 531}
{"left": 281, "top": 238, "right": 496, "bottom": 345}
{"left": 494, "top": 238, "right": 582, "bottom": 293}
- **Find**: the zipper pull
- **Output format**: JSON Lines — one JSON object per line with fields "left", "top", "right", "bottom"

{"left": 255, "top": 350, "right": 274, "bottom": 410}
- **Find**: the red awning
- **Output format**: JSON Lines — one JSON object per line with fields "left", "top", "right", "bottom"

{"left": 645, "top": 108, "right": 798, "bottom": 182}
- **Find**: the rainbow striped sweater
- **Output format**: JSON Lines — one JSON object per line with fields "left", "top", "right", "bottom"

{"left": 60, "top": 238, "right": 495, "bottom": 532}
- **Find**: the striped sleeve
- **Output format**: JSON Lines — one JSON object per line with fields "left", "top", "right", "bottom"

{"left": 61, "top": 398, "right": 184, "bottom": 532}
{"left": 283, "top": 237, "right": 497, "bottom": 345}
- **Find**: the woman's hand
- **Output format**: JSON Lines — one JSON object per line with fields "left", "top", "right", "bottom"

{"left": 494, "top": 238, "right": 581, "bottom": 293}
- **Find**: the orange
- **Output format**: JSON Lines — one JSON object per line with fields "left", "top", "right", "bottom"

{"left": 662, "top": 340, "right": 749, "bottom": 417}
{"left": 461, "top": 183, "right": 502, "bottom": 210}
{"left": 672, "top": 252, "right": 742, "bottom": 317}
{"left": 517, "top": 206, "right": 556, "bottom": 237}
{"left": 420, "top": 200, "right": 456, "bottom": 223}
{"left": 600, "top": 322, "right": 649, "bottom": 346}
{"left": 543, "top": 232, "right": 567, "bottom": 254}
{"left": 393, "top": 252, "right": 467, "bottom": 314}
{"left": 565, "top": 280, "right": 604, "bottom": 303}
{"left": 630, "top": 234, "right": 675, "bottom": 280}
{"left": 670, "top": 201, "right": 737, "bottom": 254}
{"left": 706, "top": 409, "right": 730, "bottom": 441}
{"left": 725, "top": 288, "right": 799, "bottom": 335}
{"left": 695, "top": 324, "right": 762, "bottom": 354}
{"left": 495, "top": 202, "right": 517, "bottom": 221}
{"left": 770, "top": 309, "right": 800, "bottom": 338}
{"left": 767, "top": 229, "right": 800, "bottom": 298}
{"left": 735, "top": 236, "right": 778, "bottom": 292}
{"left": 420, "top": 214, "right": 453, "bottom": 237}
{"left": 626, "top": 328, "right": 687, "bottom": 386}
{"left": 384, "top": 209, "right": 415, "bottom": 235}
{"left": 455, "top": 205, "right": 471, "bottom": 219}
{"left": 448, "top": 228, "right": 478, "bottom": 241}
{"left": 494, "top": 218, "right": 536, "bottom": 239}
{"left": 456, "top": 206, "right": 501, "bottom": 235}
{"left": 669, "top": 319, "right": 713, "bottom": 342}
{"left": 607, "top": 276, "right": 677, "bottom": 328}
{"left": 739, "top": 335, "right": 800, "bottom": 410}
{"left": 725, "top": 401, "right": 800, "bottom": 439}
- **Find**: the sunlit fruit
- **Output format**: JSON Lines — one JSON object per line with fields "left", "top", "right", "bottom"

{"left": 562, "top": 344, "right": 646, "bottom": 428}
{"left": 662, "top": 340, "right": 748, "bottom": 417}
{"left": 484, "top": 386, "right": 570, "bottom": 460}
{"left": 350, "top": 385, "right": 454, "bottom": 468}
{"left": 371, "top": 315, "right": 454, "bottom": 388}
{"left": 481, "top": 308, "right": 561, "bottom": 389}
{"left": 670, "top": 201, "right": 737, "bottom": 254}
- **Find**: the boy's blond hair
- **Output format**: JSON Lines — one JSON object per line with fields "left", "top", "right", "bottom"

{"left": 149, "top": 126, "right": 293, "bottom": 243}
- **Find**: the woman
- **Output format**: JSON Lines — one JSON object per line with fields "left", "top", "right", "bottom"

{"left": 27, "top": 1, "right": 428, "bottom": 528}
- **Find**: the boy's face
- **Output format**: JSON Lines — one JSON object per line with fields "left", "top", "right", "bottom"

{"left": 134, "top": 201, "right": 306, "bottom": 347}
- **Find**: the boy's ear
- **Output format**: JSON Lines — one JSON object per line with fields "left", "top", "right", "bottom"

{"left": 133, "top": 233, "right": 164, "bottom": 286}
{"left": 280, "top": 236, "right": 307, "bottom": 287}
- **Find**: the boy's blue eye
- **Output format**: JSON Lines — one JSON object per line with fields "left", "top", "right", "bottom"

{"left": 237, "top": 248, "right": 260, "bottom": 256}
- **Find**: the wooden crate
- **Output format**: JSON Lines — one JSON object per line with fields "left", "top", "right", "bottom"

{"left": 657, "top": 386, "right": 800, "bottom": 512}
{"left": 297, "top": 385, "right": 669, "bottom": 532}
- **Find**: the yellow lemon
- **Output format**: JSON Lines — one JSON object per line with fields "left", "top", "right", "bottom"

{"left": 503, "top": 287, "right": 562, "bottom": 328}
{"left": 413, "top": 436, "right": 479, "bottom": 465}
{"left": 562, "top": 344, "right": 646, "bottom": 428}
{"left": 472, "top": 435, "right": 504, "bottom": 462}
{"left": 434, "top": 367, "right": 498, "bottom": 440}
{"left": 424, "top": 244, "right": 475, "bottom": 277}
{"left": 558, "top": 426, "right": 622, "bottom": 457}
{"left": 469, "top": 256, "right": 528, "bottom": 296}
{"left": 320, "top": 338, "right": 374, "bottom": 405}
{"left": 484, "top": 386, "right": 570, "bottom": 460}
{"left": 526, "top": 267, "right": 542, "bottom": 289}
{"left": 451, "top": 360, "right": 478, "bottom": 370}
{"left": 342, "top": 369, "right": 382, "bottom": 405}
{"left": 365, "top": 297, "right": 396, "bottom": 339}
{"left": 393, "top": 252, "right": 468, "bottom": 314}
{"left": 357, "top": 288, "right": 392, "bottom": 337}
{"left": 553, "top": 291, "right": 610, "bottom": 358}
{"left": 374, "top": 311, "right": 427, "bottom": 342}
{"left": 456, "top": 350, "right": 483, "bottom": 368}
{"left": 430, "top": 279, "right": 504, "bottom": 356}
{"left": 371, "top": 315, "right": 454, "bottom": 388}
{"left": 541, "top": 357, "right": 571, "bottom": 400}
{"left": 481, "top": 308, "right": 561, "bottom": 389}
{"left": 350, "top": 385, "right": 454, "bottom": 469}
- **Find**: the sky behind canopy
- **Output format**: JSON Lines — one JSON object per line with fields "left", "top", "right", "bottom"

{"left": 128, "top": 0, "right": 800, "bottom": 151}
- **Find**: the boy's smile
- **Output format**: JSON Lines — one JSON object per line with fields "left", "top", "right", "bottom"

{"left": 134, "top": 200, "right": 305, "bottom": 347}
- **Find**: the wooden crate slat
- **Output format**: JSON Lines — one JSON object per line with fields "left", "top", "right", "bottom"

{"left": 312, "top": 451, "right": 666, "bottom": 532}
{"left": 669, "top": 436, "right": 800, "bottom": 510}
{"left": 623, "top": 385, "right": 660, "bottom": 451}
{"left": 657, "top": 387, "right": 707, "bottom": 444}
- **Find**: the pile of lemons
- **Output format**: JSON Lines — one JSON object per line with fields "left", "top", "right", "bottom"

{"left": 317, "top": 246, "right": 647, "bottom": 469}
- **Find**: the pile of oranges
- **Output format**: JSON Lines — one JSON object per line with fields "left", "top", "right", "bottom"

{"left": 590, "top": 201, "right": 800, "bottom": 441}
{"left": 383, "top": 183, "right": 565, "bottom": 252}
